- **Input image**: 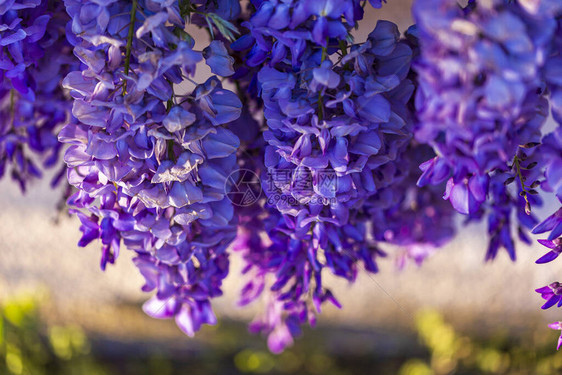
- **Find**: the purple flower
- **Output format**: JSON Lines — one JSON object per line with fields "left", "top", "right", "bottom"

{"left": 536, "top": 238, "right": 562, "bottom": 264}
{"left": 536, "top": 282, "right": 562, "bottom": 309}
{"left": 412, "top": 0, "right": 557, "bottom": 263}
{"left": 60, "top": 0, "right": 244, "bottom": 341}
{"left": 413, "top": 0, "right": 550, "bottom": 215}
{"left": 310, "top": 61, "right": 340, "bottom": 91}
{"left": 195, "top": 0, "right": 241, "bottom": 21}
{"left": 234, "top": 0, "right": 366, "bottom": 68}
{"left": 204, "top": 40, "right": 235, "bottom": 77}
{"left": 443, "top": 175, "right": 488, "bottom": 215}
{"left": 0, "top": 0, "right": 75, "bottom": 191}
{"left": 533, "top": 208, "right": 562, "bottom": 241}
{"left": 368, "top": 0, "right": 386, "bottom": 9}
{"left": 162, "top": 106, "right": 196, "bottom": 133}
{"left": 43, "top": 0, "right": 562, "bottom": 355}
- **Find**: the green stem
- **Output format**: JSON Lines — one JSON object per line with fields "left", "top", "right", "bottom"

{"left": 338, "top": 40, "right": 348, "bottom": 57}
{"left": 180, "top": 0, "right": 194, "bottom": 18}
{"left": 320, "top": 45, "right": 327, "bottom": 63}
{"left": 514, "top": 158, "right": 526, "bottom": 193}
{"left": 10, "top": 89, "right": 15, "bottom": 125}
{"left": 318, "top": 94, "right": 324, "bottom": 122}
{"left": 123, "top": 0, "right": 138, "bottom": 96}
{"left": 318, "top": 45, "right": 328, "bottom": 121}
{"left": 514, "top": 156, "right": 531, "bottom": 214}
{"left": 167, "top": 139, "right": 176, "bottom": 161}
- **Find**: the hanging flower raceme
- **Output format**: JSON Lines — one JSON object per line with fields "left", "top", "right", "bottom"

{"left": 234, "top": 0, "right": 364, "bottom": 68}
{"left": 226, "top": 4, "right": 459, "bottom": 350}
{"left": 540, "top": 1, "right": 562, "bottom": 125}
{"left": 411, "top": 0, "right": 555, "bottom": 261}
{"left": 255, "top": 18, "right": 416, "bottom": 239}
{"left": 510, "top": 3, "right": 562, "bottom": 351}
{"left": 533, "top": 127, "right": 562, "bottom": 349}
{"left": 61, "top": 0, "right": 242, "bottom": 337}
{"left": 232, "top": 142, "right": 458, "bottom": 353}
{"left": 6, "top": 0, "right": 560, "bottom": 355}
{"left": 367, "top": 143, "right": 457, "bottom": 269}
{"left": 0, "top": 0, "right": 75, "bottom": 191}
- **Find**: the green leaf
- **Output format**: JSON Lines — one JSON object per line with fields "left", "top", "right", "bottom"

{"left": 206, "top": 13, "right": 239, "bottom": 42}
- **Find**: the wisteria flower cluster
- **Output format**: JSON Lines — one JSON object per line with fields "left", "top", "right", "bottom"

{"left": 0, "top": 0, "right": 75, "bottom": 190}
{"left": 2, "top": 0, "right": 562, "bottom": 353}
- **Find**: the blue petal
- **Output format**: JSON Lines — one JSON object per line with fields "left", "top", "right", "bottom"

{"left": 357, "top": 94, "right": 391, "bottom": 123}
{"left": 204, "top": 40, "right": 235, "bottom": 77}
{"left": 537, "top": 251, "right": 561, "bottom": 264}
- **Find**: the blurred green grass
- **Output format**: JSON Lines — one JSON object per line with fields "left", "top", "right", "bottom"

{"left": 1, "top": 292, "right": 561, "bottom": 375}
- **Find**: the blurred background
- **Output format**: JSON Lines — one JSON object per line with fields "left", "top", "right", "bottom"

{"left": 2, "top": 1, "right": 562, "bottom": 374}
